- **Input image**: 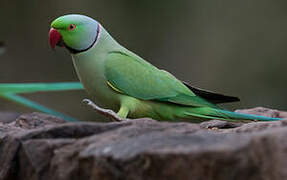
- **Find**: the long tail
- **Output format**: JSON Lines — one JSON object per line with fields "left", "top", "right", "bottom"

{"left": 185, "top": 107, "right": 281, "bottom": 121}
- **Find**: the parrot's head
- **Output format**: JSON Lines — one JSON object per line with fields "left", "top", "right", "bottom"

{"left": 49, "top": 14, "right": 100, "bottom": 54}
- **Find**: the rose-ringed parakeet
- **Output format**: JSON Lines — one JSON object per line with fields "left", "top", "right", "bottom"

{"left": 49, "top": 14, "right": 280, "bottom": 122}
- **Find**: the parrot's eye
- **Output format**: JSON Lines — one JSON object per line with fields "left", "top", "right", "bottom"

{"left": 68, "top": 24, "right": 76, "bottom": 31}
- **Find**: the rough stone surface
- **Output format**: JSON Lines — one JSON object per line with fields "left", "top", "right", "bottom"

{"left": 1, "top": 108, "right": 287, "bottom": 180}
{"left": 0, "top": 112, "right": 21, "bottom": 123}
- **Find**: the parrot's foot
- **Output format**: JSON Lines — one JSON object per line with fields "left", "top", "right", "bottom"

{"left": 82, "top": 99, "right": 125, "bottom": 122}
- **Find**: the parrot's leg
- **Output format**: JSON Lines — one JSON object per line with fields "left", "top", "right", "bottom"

{"left": 83, "top": 99, "right": 126, "bottom": 122}
{"left": 117, "top": 106, "right": 129, "bottom": 119}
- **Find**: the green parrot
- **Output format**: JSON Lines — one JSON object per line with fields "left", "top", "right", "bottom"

{"left": 49, "top": 14, "right": 280, "bottom": 122}
{"left": 0, "top": 82, "right": 83, "bottom": 122}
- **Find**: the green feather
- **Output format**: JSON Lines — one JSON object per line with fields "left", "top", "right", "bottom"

{"left": 50, "top": 14, "right": 281, "bottom": 122}
{"left": 105, "top": 51, "right": 216, "bottom": 107}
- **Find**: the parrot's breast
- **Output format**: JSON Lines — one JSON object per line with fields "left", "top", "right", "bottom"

{"left": 71, "top": 51, "right": 121, "bottom": 111}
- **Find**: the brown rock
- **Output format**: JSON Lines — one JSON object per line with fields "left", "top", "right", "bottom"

{"left": 0, "top": 112, "right": 21, "bottom": 123}
{"left": 1, "top": 108, "right": 287, "bottom": 180}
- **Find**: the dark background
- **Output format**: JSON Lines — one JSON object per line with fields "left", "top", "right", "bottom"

{"left": 1, "top": 0, "right": 287, "bottom": 121}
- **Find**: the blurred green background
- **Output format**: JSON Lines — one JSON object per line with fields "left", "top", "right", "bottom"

{"left": 0, "top": 0, "right": 287, "bottom": 121}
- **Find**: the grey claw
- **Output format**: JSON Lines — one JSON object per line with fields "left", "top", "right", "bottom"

{"left": 82, "top": 98, "right": 125, "bottom": 122}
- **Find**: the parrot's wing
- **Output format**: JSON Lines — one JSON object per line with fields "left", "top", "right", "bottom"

{"left": 182, "top": 82, "right": 240, "bottom": 104}
{"left": 104, "top": 51, "right": 217, "bottom": 107}
{"left": 1, "top": 93, "right": 78, "bottom": 122}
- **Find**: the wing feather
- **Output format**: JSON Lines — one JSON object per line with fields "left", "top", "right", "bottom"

{"left": 182, "top": 82, "right": 240, "bottom": 104}
{"left": 104, "top": 51, "right": 216, "bottom": 107}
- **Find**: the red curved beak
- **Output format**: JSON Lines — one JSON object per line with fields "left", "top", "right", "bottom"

{"left": 49, "top": 28, "right": 62, "bottom": 49}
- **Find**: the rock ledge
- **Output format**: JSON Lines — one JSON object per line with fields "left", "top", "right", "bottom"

{"left": 1, "top": 107, "right": 287, "bottom": 180}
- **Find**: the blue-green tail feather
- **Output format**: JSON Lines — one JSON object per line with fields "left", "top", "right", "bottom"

{"left": 185, "top": 107, "right": 281, "bottom": 122}
{"left": 214, "top": 108, "right": 280, "bottom": 121}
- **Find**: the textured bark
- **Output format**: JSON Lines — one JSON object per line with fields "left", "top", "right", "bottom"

{"left": 0, "top": 108, "right": 287, "bottom": 180}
